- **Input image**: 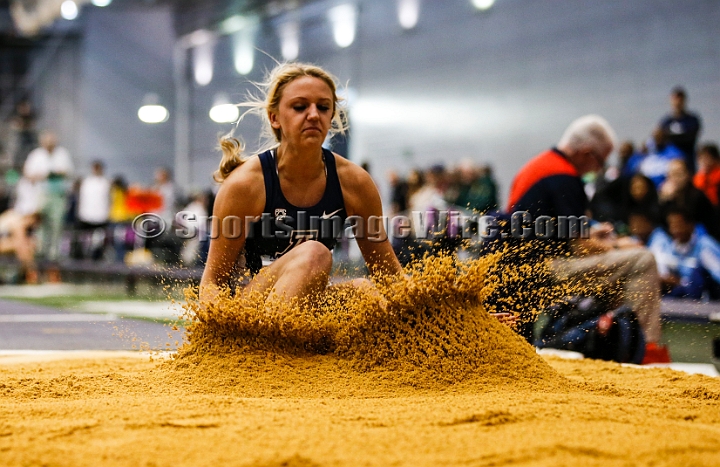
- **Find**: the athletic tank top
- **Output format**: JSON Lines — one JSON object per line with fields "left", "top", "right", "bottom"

{"left": 243, "top": 148, "right": 347, "bottom": 275}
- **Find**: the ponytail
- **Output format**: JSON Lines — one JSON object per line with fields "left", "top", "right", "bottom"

{"left": 214, "top": 137, "right": 245, "bottom": 183}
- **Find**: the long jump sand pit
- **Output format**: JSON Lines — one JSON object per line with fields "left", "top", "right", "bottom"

{"left": 2, "top": 255, "right": 720, "bottom": 466}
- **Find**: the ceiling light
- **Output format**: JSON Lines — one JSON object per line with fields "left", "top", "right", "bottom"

{"left": 209, "top": 104, "right": 239, "bottom": 123}
{"left": 233, "top": 25, "right": 257, "bottom": 75}
{"left": 138, "top": 94, "right": 169, "bottom": 124}
{"left": 138, "top": 105, "right": 169, "bottom": 124}
{"left": 471, "top": 0, "right": 495, "bottom": 11}
{"left": 193, "top": 41, "right": 215, "bottom": 86}
{"left": 398, "top": 0, "right": 420, "bottom": 30}
{"left": 278, "top": 20, "right": 300, "bottom": 61}
{"left": 91, "top": 0, "right": 112, "bottom": 6}
{"left": 60, "top": 1, "right": 79, "bottom": 20}
{"left": 328, "top": 4, "right": 357, "bottom": 48}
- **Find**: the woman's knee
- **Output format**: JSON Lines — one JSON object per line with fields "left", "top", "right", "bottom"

{"left": 289, "top": 240, "right": 333, "bottom": 273}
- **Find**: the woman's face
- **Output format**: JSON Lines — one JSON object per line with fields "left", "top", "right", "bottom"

{"left": 630, "top": 176, "right": 650, "bottom": 201}
{"left": 269, "top": 76, "right": 334, "bottom": 148}
{"left": 666, "top": 159, "right": 690, "bottom": 186}
{"left": 697, "top": 151, "right": 717, "bottom": 173}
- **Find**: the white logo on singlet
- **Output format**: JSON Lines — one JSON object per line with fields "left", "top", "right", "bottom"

{"left": 321, "top": 208, "right": 342, "bottom": 219}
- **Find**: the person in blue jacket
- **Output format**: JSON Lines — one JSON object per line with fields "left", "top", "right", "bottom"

{"left": 648, "top": 207, "right": 720, "bottom": 300}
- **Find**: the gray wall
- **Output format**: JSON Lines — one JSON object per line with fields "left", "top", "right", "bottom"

{"left": 30, "top": 0, "right": 720, "bottom": 204}
{"left": 77, "top": 5, "right": 176, "bottom": 184}
{"left": 32, "top": 37, "right": 82, "bottom": 163}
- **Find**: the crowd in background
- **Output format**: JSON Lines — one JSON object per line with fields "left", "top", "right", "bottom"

{"left": 587, "top": 87, "right": 720, "bottom": 302}
{"left": 0, "top": 99, "right": 214, "bottom": 284}
{"left": 1, "top": 86, "right": 720, "bottom": 301}
{"left": 386, "top": 87, "right": 720, "bottom": 302}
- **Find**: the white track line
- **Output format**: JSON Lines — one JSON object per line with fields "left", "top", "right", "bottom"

{"left": 0, "top": 313, "right": 118, "bottom": 322}
{"left": 0, "top": 350, "right": 175, "bottom": 364}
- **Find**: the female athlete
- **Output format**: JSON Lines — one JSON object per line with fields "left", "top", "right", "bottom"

{"left": 200, "top": 62, "right": 403, "bottom": 304}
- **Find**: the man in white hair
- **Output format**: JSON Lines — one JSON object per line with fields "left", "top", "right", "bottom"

{"left": 507, "top": 115, "right": 669, "bottom": 364}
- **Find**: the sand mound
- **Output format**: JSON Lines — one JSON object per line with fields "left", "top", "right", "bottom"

{"left": 174, "top": 252, "right": 563, "bottom": 388}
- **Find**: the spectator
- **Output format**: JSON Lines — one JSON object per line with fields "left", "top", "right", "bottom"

{"left": 693, "top": 143, "right": 720, "bottom": 207}
{"left": 659, "top": 158, "right": 720, "bottom": 240}
{"left": 108, "top": 176, "right": 134, "bottom": 263}
{"left": 153, "top": 166, "right": 177, "bottom": 226}
{"left": 23, "top": 130, "right": 73, "bottom": 269}
{"left": 0, "top": 208, "right": 40, "bottom": 283}
{"left": 627, "top": 210, "right": 658, "bottom": 246}
{"left": 386, "top": 169, "right": 409, "bottom": 215}
{"left": 592, "top": 141, "right": 642, "bottom": 224}
{"left": 409, "top": 165, "right": 447, "bottom": 212}
{"left": 648, "top": 208, "right": 720, "bottom": 300}
{"left": 619, "top": 140, "right": 653, "bottom": 179}
{"left": 452, "top": 160, "right": 498, "bottom": 214}
{"left": 6, "top": 176, "right": 43, "bottom": 283}
{"left": 506, "top": 114, "right": 668, "bottom": 362}
{"left": 405, "top": 169, "right": 424, "bottom": 206}
{"left": 591, "top": 173, "right": 661, "bottom": 231}
{"left": 8, "top": 99, "right": 38, "bottom": 170}
{"left": 147, "top": 167, "right": 181, "bottom": 264}
{"left": 178, "top": 191, "right": 209, "bottom": 267}
{"left": 658, "top": 86, "right": 702, "bottom": 173}
{"left": 76, "top": 161, "right": 111, "bottom": 260}
{"left": 639, "top": 127, "right": 684, "bottom": 188}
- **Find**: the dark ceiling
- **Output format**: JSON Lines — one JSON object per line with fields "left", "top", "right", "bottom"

{"left": 0, "top": 0, "right": 315, "bottom": 39}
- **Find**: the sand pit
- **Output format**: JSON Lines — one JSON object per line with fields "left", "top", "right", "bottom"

{"left": 2, "top": 353, "right": 720, "bottom": 466}
{"left": 2, "top": 253, "right": 720, "bottom": 465}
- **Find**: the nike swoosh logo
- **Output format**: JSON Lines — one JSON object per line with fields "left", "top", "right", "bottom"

{"left": 321, "top": 208, "right": 342, "bottom": 219}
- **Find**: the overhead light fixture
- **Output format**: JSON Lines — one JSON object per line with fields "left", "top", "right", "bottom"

{"left": 209, "top": 94, "right": 240, "bottom": 123}
{"left": 138, "top": 94, "right": 169, "bottom": 124}
{"left": 397, "top": 0, "right": 420, "bottom": 30}
{"left": 328, "top": 3, "right": 357, "bottom": 48}
{"left": 232, "top": 19, "right": 258, "bottom": 75}
{"left": 91, "top": 0, "right": 112, "bottom": 6}
{"left": 193, "top": 39, "right": 215, "bottom": 86}
{"left": 219, "top": 15, "right": 248, "bottom": 34}
{"left": 186, "top": 29, "right": 214, "bottom": 48}
{"left": 60, "top": 1, "right": 79, "bottom": 20}
{"left": 278, "top": 20, "right": 300, "bottom": 61}
{"left": 471, "top": 0, "right": 495, "bottom": 11}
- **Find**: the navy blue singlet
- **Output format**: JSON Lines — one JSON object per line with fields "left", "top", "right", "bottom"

{"left": 244, "top": 148, "right": 347, "bottom": 275}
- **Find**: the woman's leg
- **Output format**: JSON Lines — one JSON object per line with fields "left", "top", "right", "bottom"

{"left": 244, "top": 240, "right": 333, "bottom": 303}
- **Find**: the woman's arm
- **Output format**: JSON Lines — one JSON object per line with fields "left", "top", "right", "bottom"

{"left": 199, "top": 158, "right": 265, "bottom": 302}
{"left": 337, "top": 158, "right": 403, "bottom": 277}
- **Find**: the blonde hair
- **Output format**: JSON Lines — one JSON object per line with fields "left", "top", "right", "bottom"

{"left": 214, "top": 62, "right": 348, "bottom": 183}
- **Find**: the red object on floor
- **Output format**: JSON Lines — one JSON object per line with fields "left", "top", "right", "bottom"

{"left": 597, "top": 313, "right": 613, "bottom": 336}
{"left": 642, "top": 343, "right": 672, "bottom": 364}
{"left": 47, "top": 268, "right": 62, "bottom": 284}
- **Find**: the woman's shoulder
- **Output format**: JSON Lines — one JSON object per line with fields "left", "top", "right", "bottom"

{"left": 333, "top": 154, "right": 382, "bottom": 215}
{"left": 214, "top": 155, "right": 265, "bottom": 211}
{"left": 222, "top": 154, "right": 263, "bottom": 187}
{"left": 334, "top": 154, "right": 375, "bottom": 191}
{"left": 214, "top": 156, "right": 265, "bottom": 216}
